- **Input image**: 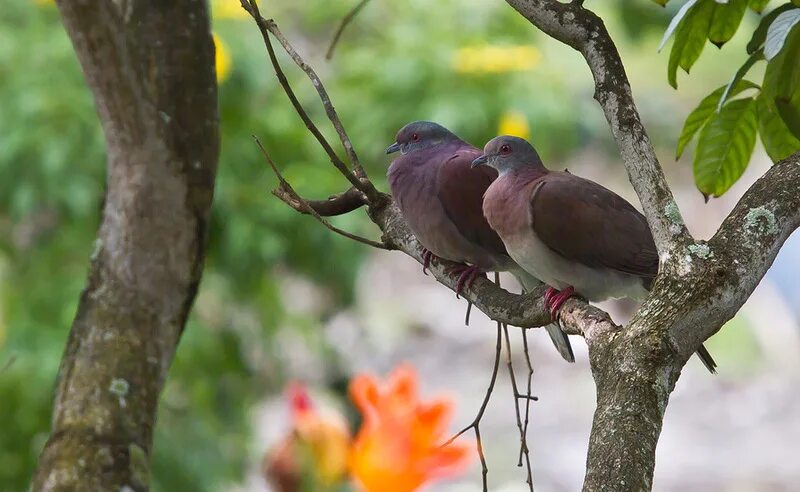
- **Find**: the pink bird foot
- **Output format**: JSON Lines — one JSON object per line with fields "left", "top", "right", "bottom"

{"left": 448, "top": 264, "right": 483, "bottom": 298}
{"left": 544, "top": 286, "right": 575, "bottom": 319}
{"left": 421, "top": 248, "right": 438, "bottom": 275}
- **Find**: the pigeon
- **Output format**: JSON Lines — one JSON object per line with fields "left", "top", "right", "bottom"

{"left": 473, "top": 135, "right": 717, "bottom": 373}
{"left": 386, "top": 121, "right": 574, "bottom": 363}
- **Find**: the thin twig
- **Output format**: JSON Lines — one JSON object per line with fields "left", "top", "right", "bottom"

{"left": 498, "top": 273, "right": 535, "bottom": 490}
{"left": 254, "top": 137, "right": 389, "bottom": 249}
{"left": 0, "top": 354, "right": 16, "bottom": 375}
{"left": 520, "top": 328, "right": 535, "bottom": 488}
{"left": 326, "top": 0, "right": 372, "bottom": 60}
{"left": 240, "top": 0, "right": 373, "bottom": 196}
{"left": 442, "top": 324, "right": 502, "bottom": 492}
{"left": 242, "top": 0, "right": 375, "bottom": 189}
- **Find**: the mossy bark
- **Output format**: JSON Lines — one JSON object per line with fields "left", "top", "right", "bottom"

{"left": 32, "top": 1, "right": 218, "bottom": 490}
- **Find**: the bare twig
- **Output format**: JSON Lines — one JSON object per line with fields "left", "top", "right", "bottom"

{"left": 0, "top": 354, "right": 17, "bottom": 375}
{"left": 503, "top": 324, "right": 535, "bottom": 491}
{"left": 495, "top": 271, "right": 534, "bottom": 490}
{"left": 239, "top": 0, "right": 375, "bottom": 198}
{"left": 280, "top": 187, "right": 368, "bottom": 216}
{"left": 326, "top": 0, "right": 372, "bottom": 60}
{"left": 519, "top": 328, "right": 535, "bottom": 483}
{"left": 241, "top": 0, "right": 378, "bottom": 192}
{"left": 442, "top": 324, "right": 503, "bottom": 491}
{"left": 255, "top": 137, "right": 389, "bottom": 249}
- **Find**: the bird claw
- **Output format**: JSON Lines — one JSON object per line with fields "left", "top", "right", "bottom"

{"left": 421, "top": 248, "right": 436, "bottom": 275}
{"left": 545, "top": 286, "right": 575, "bottom": 320}
{"left": 449, "top": 264, "right": 483, "bottom": 298}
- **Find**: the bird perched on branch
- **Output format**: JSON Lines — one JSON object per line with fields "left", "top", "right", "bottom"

{"left": 473, "top": 135, "right": 717, "bottom": 373}
{"left": 386, "top": 121, "right": 574, "bottom": 363}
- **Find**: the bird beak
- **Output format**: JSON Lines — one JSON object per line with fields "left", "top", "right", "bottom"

{"left": 471, "top": 154, "right": 489, "bottom": 168}
{"left": 385, "top": 142, "right": 401, "bottom": 154}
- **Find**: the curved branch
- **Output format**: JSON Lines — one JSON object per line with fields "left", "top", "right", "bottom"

{"left": 504, "top": 0, "right": 691, "bottom": 253}
{"left": 272, "top": 188, "right": 367, "bottom": 217}
{"left": 668, "top": 150, "right": 800, "bottom": 357}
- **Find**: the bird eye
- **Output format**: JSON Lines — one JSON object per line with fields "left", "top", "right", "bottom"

{"left": 500, "top": 144, "right": 511, "bottom": 154}
{"left": 411, "top": 133, "right": 419, "bottom": 141}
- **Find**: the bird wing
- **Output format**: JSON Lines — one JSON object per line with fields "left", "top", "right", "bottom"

{"left": 528, "top": 172, "right": 658, "bottom": 277}
{"left": 436, "top": 148, "right": 509, "bottom": 256}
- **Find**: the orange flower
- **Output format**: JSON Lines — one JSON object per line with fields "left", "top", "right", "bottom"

{"left": 263, "top": 383, "right": 351, "bottom": 492}
{"left": 349, "top": 365, "right": 472, "bottom": 492}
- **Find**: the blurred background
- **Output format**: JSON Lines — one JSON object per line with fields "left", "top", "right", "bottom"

{"left": 1, "top": 0, "right": 798, "bottom": 490}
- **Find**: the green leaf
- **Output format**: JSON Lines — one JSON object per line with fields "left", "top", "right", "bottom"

{"left": 709, "top": 0, "right": 748, "bottom": 46}
{"left": 660, "top": 0, "right": 700, "bottom": 51}
{"left": 668, "top": 0, "right": 715, "bottom": 88}
{"left": 652, "top": 0, "right": 670, "bottom": 5}
{"left": 757, "top": 92, "right": 800, "bottom": 160}
{"left": 748, "top": 0, "right": 771, "bottom": 13}
{"left": 764, "top": 9, "right": 800, "bottom": 59}
{"left": 694, "top": 98, "right": 758, "bottom": 197}
{"left": 775, "top": 92, "right": 800, "bottom": 139}
{"left": 676, "top": 79, "right": 760, "bottom": 159}
{"left": 747, "top": 4, "right": 797, "bottom": 53}
{"left": 763, "top": 21, "right": 800, "bottom": 107}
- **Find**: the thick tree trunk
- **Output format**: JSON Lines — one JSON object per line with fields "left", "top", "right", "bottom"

{"left": 581, "top": 329, "right": 676, "bottom": 491}
{"left": 32, "top": 1, "right": 218, "bottom": 490}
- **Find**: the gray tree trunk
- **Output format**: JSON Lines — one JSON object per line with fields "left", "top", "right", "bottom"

{"left": 32, "top": 1, "right": 219, "bottom": 490}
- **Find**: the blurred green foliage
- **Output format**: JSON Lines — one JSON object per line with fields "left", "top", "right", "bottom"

{"left": 0, "top": 0, "right": 773, "bottom": 490}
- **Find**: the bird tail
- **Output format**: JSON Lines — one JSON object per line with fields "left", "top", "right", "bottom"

{"left": 695, "top": 344, "right": 717, "bottom": 374}
{"left": 511, "top": 269, "right": 575, "bottom": 363}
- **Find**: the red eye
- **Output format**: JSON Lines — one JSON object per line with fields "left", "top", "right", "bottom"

{"left": 500, "top": 144, "right": 511, "bottom": 154}
{"left": 411, "top": 133, "right": 419, "bottom": 141}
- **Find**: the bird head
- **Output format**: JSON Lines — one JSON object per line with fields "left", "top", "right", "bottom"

{"left": 386, "top": 121, "right": 456, "bottom": 155}
{"left": 471, "top": 135, "right": 543, "bottom": 174}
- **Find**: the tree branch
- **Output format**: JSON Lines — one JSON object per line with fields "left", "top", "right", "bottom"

{"left": 33, "top": 1, "right": 218, "bottom": 489}
{"left": 271, "top": 186, "right": 368, "bottom": 217}
{"left": 667, "top": 151, "right": 800, "bottom": 359}
{"left": 255, "top": 137, "right": 388, "bottom": 249}
{"left": 241, "top": 0, "right": 384, "bottom": 203}
{"left": 504, "top": 0, "right": 691, "bottom": 253}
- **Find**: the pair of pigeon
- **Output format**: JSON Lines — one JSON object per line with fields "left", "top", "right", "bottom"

{"left": 386, "top": 121, "right": 716, "bottom": 373}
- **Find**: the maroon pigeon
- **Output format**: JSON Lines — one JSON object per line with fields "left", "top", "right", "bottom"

{"left": 386, "top": 121, "right": 574, "bottom": 363}
{"left": 473, "top": 135, "right": 717, "bottom": 373}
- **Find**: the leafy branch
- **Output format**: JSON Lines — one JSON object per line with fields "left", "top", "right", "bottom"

{"left": 659, "top": 0, "right": 800, "bottom": 197}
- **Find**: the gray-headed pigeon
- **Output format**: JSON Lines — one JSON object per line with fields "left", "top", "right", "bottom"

{"left": 386, "top": 122, "right": 575, "bottom": 363}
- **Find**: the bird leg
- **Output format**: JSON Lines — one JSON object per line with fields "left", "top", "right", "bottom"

{"left": 448, "top": 264, "right": 483, "bottom": 298}
{"left": 421, "top": 248, "right": 438, "bottom": 275}
{"left": 544, "top": 286, "right": 575, "bottom": 319}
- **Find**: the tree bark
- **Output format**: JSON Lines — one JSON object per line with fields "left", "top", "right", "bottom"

{"left": 32, "top": 1, "right": 218, "bottom": 490}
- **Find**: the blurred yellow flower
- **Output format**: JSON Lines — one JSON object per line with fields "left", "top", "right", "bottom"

{"left": 213, "top": 33, "right": 232, "bottom": 83}
{"left": 453, "top": 45, "right": 541, "bottom": 73}
{"left": 211, "top": 0, "right": 255, "bottom": 19}
{"left": 263, "top": 383, "right": 351, "bottom": 492}
{"left": 498, "top": 110, "right": 531, "bottom": 140}
{"left": 349, "top": 365, "right": 472, "bottom": 492}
